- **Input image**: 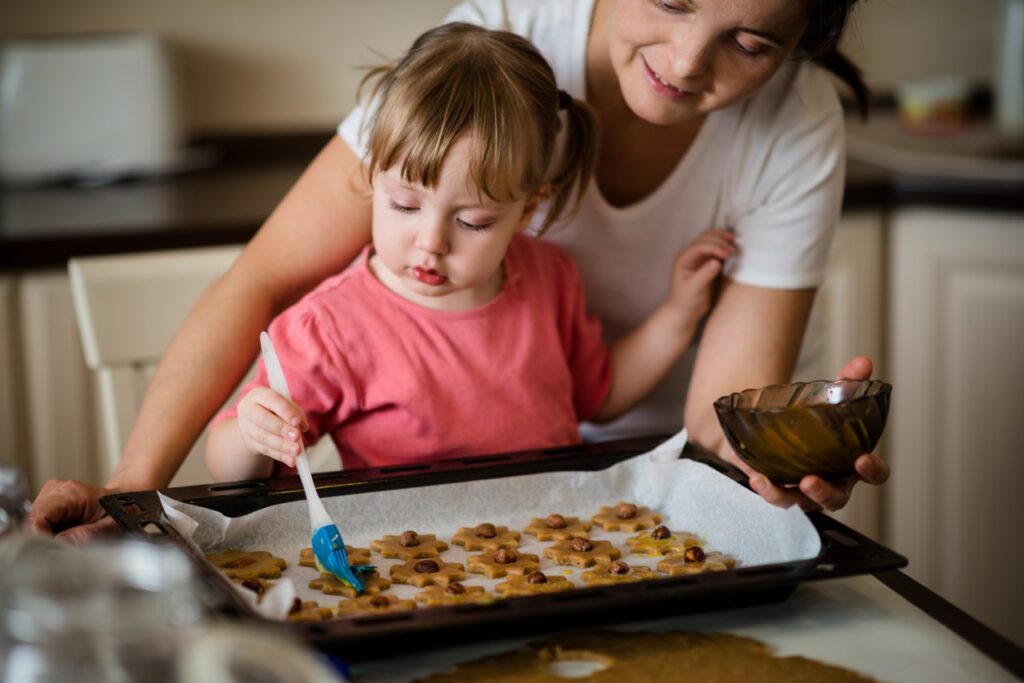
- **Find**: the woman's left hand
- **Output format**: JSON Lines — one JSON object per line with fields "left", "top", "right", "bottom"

{"left": 731, "top": 355, "right": 891, "bottom": 512}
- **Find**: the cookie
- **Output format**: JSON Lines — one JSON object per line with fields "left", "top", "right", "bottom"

{"left": 522, "top": 514, "right": 591, "bottom": 541}
{"left": 309, "top": 571, "right": 391, "bottom": 597}
{"left": 415, "top": 582, "right": 492, "bottom": 607}
{"left": 299, "top": 545, "right": 372, "bottom": 568}
{"left": 624, "top": 526, "right": 703, "bottom": 556}
{"left": 389, "top": 558, "right": 467, "bottom": 587}
{"left": 542, "top": 538, "right": 621, "bottom": 568}
{"left": 205, "top": 549, "right": 287, "bottom": 580}
{"left": 371, "top": 531, "right": 448, "bottom": 560}
{"left": 494, "top": 571, "right": 574, "bottom": 597}
{"left": 591, "top": 502, "right": 661, "bottom": 532}
{"left": 285, "top": 599, "right": 333, "bottom": 622}
{"left": 656, "top": 550, "right": 736, "bottom": 576}
{"left": 580, "top": 560, "right": 654, "bottom": 586}
{"left": 232, "top": 576, "right": 272, "bottom": 601}
{"left": 466, "top": 549, "right": 541, "bottom": 578}
{"left": 336, "top": 594, "right": 417, "bottom": 616}
{"left": 451, "top": 523, "right": 521, "bottom": 551}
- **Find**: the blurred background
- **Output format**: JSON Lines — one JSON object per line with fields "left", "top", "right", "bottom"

{"left": 1, "top": 0, "right": 1022, "bottom": 651}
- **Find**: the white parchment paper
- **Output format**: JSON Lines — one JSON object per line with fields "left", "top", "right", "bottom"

{"left": 159, "top": 430, "right": 821, "bottom": 619}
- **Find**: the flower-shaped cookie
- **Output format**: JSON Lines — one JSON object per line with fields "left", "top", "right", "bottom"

{"left": 466, "top": 549, "right": 541, "bottom": 578}
{"left": 299, "top": 545, "right": 372, "bottom": 568}
{"left": 336, "top": 594, "right": 417, "bottom": 616}
{"left": 286, "top": 599, "right": 334, "bottom": 622}
{"left": 543, "top": 538, "right": 621, "bottom": 568}
{"left": 451, "top": 523, "right": 521, "bottom": 551}
{"left": 494, "top": 571, "right": 575, "bottom": 597}
{"left": 389, "top": 558, "right": 467, "bottom": 587}
{"left": 624, "top": 526, "right": 703, "bottom": 557}
{"left": 591, "top": 502, "right": 662, "bottom": 532}
{"left": 580, "top": 560, "right": 655, "bottom": 586}
{"left": 656, "top": 550, "right": 736, "bottom": 576}
{"left": 522, "top": 514, "right": 591, "bottom": 541}
{"left": 205, "top": 549, "right": 287, "bottom": 580}
{"left": 309, "top": 571, "right": 391, "bottom": 598}
{"left": 371, "top": 531, "right": 448, "bottom": 560}
{"left": 415, "top": 582, "right": 492, "bottom": 607}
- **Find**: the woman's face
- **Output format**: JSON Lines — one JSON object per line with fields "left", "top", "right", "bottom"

{"left": 604, "top": 0, "right": 810, "bottom": 125}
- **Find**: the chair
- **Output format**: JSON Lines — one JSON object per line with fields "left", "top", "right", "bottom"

{"left": 68, "top": 246, "right": 338, "bottom": 487}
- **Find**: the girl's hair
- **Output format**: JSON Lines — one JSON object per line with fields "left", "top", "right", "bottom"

{"left": 800, "top": 0, "right": 870, "bottom": 117}
{"left": 358, "top": 22, "right": 597, "bottom": 235}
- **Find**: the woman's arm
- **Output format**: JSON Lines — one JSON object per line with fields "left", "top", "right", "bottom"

{"left": 685, "top": 278, "right": 889, "bottom": 510}
{"left": 28, "top": 136, "right": 372, "bottom": 541}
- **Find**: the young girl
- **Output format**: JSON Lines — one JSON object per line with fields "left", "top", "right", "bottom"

{"left": 205, "top": 23, "right": 734, "bottom": 479}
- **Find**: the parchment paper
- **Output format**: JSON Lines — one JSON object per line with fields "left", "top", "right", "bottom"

{"left": 159, "top": 430, "right": 821, "bottom": 619}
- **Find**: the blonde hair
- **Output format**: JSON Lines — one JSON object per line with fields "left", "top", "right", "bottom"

{"left": 358, "top": 22, "right": 597, "bottom": 235}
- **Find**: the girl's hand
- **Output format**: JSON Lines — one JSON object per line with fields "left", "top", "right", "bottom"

{"left": 235, "top": 387, "right": 309, "bottom": 468}
{"left": 730, "top": 355, "right": 891, "bottom": 511}
{"left": 667, "top": 229, "right": 737, "bottom": 323}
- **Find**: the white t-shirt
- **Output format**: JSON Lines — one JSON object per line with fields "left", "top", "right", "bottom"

{"left": 338, "top": 0, "right": 846, "bottom": 440}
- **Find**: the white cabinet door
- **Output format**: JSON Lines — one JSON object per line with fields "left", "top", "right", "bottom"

{"left": 887, "top": 207, "right": 1024, "bottom": 648}
{"left": 792, "top": 210, "right": 886, "bottom": 538}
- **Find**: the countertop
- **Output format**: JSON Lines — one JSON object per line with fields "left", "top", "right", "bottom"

{"left": 2, "top": 116, "right": 1023, "bottom": 273}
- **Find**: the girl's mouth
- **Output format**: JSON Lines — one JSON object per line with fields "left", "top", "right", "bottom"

{"left": 412, "top": 266, "right": 447, "bottom": 286}
{"left": 642, "top": 58, "right": 694, "bottom": 100}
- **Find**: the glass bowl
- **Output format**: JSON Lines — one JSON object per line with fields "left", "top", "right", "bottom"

{"left": 713, "top": 379, "right": 892, "bottom": 485}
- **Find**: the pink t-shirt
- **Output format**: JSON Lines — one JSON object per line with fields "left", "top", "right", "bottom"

{"left": 215, "top": 234, "right": 611, "bottom": 469}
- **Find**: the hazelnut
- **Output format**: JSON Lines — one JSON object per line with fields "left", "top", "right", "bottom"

{"left": 369, "top": 595, "right": 391, "bottom": 608}
{"left": 608, "top": 560, "right": 630, "bottom": 576}
{"left": 446, "top": 582, "right": 467, "bottom": 596}
{"left": 414, "top": 559, "right": 440, "bottom": 573}
{"left": 493, "top": 549, "right": 517, "bottom": 564}
{"left": 288, "top": 597, "right": 303, "bottom": 614}
{"left": 399, "top": 530, "right": 420, "bottom": 547}
{"left": 241, "top": 578, "right": 264, "bottom": 595}
{"left": 545, "top": 514, "right": 568, "bottom": 529}
{"left": 526, "top": 571, "right": 548, "bottom": 584}
{"left": 683, "top": 546, "right": 705, "bottom": 563}
{"left": 616, "top": 503, "right": 638, "bottom": 519}
{"left": 475, "top": 523, "right": 497, "bottom": 539}
{"left": 571, "top": 537, "right": 593, "bottom": 552}
{"left": 651, "top": 525, "right": 671, "bottom": 540}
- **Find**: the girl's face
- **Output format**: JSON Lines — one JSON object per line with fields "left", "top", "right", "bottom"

{"left": 370, "top": 135, "right": 535, "bottom": 312}
{"left": 604, "top": 0, "right": 810, "bottom": 126}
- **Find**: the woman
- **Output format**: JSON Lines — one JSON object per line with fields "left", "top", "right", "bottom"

{"left": 30, "top": 0, "right": 888, "bottom": 543}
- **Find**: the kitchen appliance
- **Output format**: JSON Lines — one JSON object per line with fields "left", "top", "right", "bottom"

{"left": 100, "top": 436, "right": 907, "bottom": 660}
{"left": 0, "top": 32, "right": 185, "bottom": 185}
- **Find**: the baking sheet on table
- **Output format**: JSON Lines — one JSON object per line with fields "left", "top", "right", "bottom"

{"left": 159, "top": 430, "right": 821, "bottom": 619}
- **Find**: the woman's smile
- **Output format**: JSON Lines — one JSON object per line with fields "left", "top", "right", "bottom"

{"left": 642, "top": 56, "right": 697, "bottom": 100}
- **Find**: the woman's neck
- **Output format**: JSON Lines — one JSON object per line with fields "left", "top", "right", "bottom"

{"left": 585, "top": 0, "right": 705, "bottom": 207}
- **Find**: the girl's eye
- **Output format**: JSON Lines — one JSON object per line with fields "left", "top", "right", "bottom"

{"left": 388, "top": 200, "right": 418, "bottom": 214}
{"left": 731, "top": 34, "right": 774, "bottom": 58}
{"left": 654, "top": 0, "right": 691, "bottom": 15}
{"left": 457, "top": 218, "right": 492, "bottom": 232}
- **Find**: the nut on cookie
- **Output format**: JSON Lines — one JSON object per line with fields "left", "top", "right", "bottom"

{"left": 389, "top": 558, "right": 467, "bottom": 587}
{"left": 656, "top": 551, "right": 736, "bottom": 576}
{"left": 591, "top": 502, "right": 662, "bottom": 532}
{"left": 624, "top": 526, "right": 702, "bottom": 556}
{"left": 371, "top": 531, "right": 448, "bottom": 560}
{"left": 451, "top": 523, "right": 521, "bottom": 551}
{"left": 415, "top": 582, "right": 492, "bottom": 607}
{"left": 542, "top": 537, "right": 622, "bottom": 568}
{"left": 466, "top": 549, "right": 541, "bottom": 578}
{"left": 336, "top": 594, "right": 417, "bottom": 616}
{"left": 522, "top": 514, "right": 592, "bottom": 541}
{"left": 205, "top": 549, "right": 287, "bottom": 580}
{"left": 580, "top": 560, "right": 655, "bottom": 586}
{"left": 309, "top": 571, "right": 391, "bottom": 597}
{"left": 494, "top": 571, "right": 575, "bottom": 597}
{"left": 286, "top": 599, "right": 334, "bottom": 622}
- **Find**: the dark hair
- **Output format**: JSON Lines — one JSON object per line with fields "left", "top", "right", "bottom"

{"left": 800, "top": 0, "right": 870, "bottom": 118}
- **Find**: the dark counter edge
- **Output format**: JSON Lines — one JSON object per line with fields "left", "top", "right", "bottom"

{"left": 874, "top": 569, "right": 1024, "bottom": 679}
{"left": 3, "top": 130, "right": 1023, "bottom": 272}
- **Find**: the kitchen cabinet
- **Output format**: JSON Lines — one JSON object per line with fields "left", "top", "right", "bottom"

{"left": 886, "top": 207, "right": 1024, "bottom": 649}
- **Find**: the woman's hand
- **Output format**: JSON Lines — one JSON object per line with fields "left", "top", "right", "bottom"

{"left": 236, "top": 388, "right": 309, "bottom": 468}
{"left": 28, "top": 479, "right": 123, "bottom": 544}
{"left": 728, "top": 355, "right": 891, "bottom": 511}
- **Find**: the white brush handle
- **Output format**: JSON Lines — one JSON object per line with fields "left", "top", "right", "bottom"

{"left": 260, "top": 332, "right": 331, "bottom": 530}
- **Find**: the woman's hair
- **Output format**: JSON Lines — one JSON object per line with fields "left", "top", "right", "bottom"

{"left": 358, "top": 23, "right": 597, "bottom": 235}
{"left": 800, "top": 0, "right": 870, "bottom": 117}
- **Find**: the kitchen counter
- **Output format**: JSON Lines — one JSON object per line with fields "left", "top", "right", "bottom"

{"left": 2, "top": 119, "right": 1022, "bottom": 273}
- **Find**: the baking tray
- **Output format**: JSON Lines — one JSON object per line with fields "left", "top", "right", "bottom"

{"left": 101, "top": 435, "right": 907, "bottom": 660}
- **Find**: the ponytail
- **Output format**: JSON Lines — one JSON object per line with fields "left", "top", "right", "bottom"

{"left": 801, "top": 0, "right": 871, "bottom": 119}
{"left": 539, "top": 93, "right": 598, "bottom": 235}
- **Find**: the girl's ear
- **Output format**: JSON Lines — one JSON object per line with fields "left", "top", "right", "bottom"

{"left": 517, "top": 185, "right": 551, "bottom": 233}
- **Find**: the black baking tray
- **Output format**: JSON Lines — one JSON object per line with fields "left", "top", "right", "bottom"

{"left": 101, "top": 435, "right": 907, "bottom": 661}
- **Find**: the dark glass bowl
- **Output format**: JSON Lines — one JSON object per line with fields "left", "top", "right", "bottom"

{"left": 713, "top": 379, "right": 892, "bottom": 485}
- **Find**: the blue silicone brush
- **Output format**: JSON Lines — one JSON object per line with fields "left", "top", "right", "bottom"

{"left": 259, "top": 331, "right": 365, "bottom": 593}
